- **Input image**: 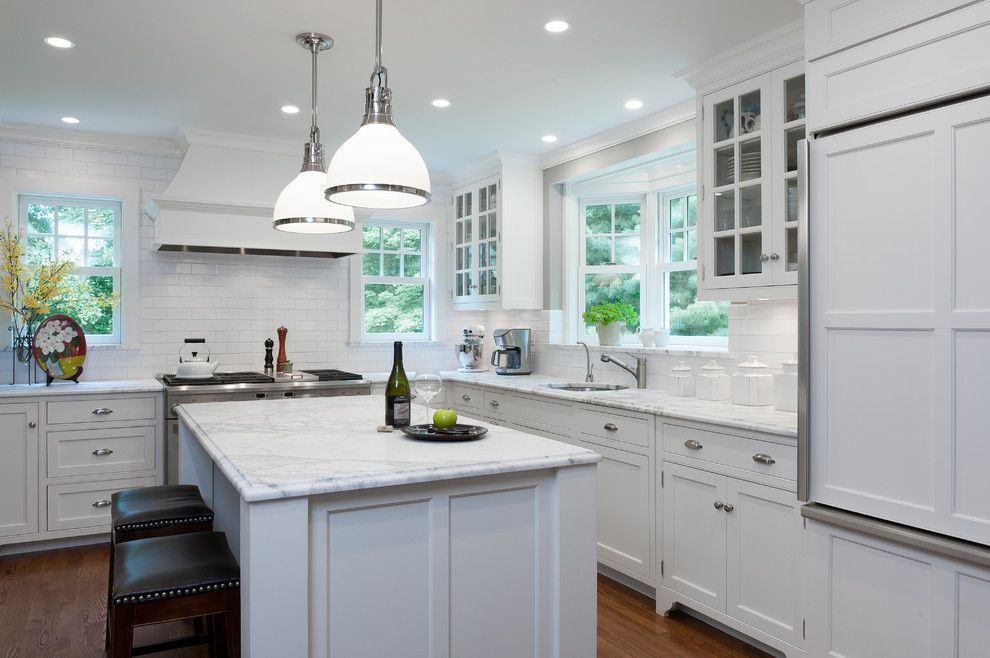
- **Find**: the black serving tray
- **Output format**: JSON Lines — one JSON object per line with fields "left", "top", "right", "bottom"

{"left": 400, "top": 423, "right": 489, "bottom": 442}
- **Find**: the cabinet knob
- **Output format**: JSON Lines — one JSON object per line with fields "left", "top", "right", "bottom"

{"left": 461, "top": 394, "right": 471, "bottom": 402}
{"left": 769, "top": 252, "right": 780, "bottom": 261}
{"left": 760, "top": 253, "right": 770, "bottom": 262}
{"left": 714, "top": 501, "right": 724, "bottom": 510}
{"left": 603, "top": 423, "right": 618, "bottom": 432}
{"left": 92, "top": 448, "right": 114, "bottom": 457}
{"left": 723, "top": 503, "right": 735, "bottom": 513}
{"left": 752, "top": 453, "right": 776, "bottom": 465}
{"left": 684, "top": 439, "right": 703, "bottom": 450}
{"left": 489, "top": 400, "right": 499, "bottom": 408}
{"left": 92, "top": 408, "right": 114, "bottom": 416}
{"left": 28, "top": 421, "right": 37, "bottom": 428}
{"left": 92, "top": 500, "right": 111, "bottom": 509}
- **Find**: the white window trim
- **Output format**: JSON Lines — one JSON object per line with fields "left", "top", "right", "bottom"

{"left": 1, "top": 174, "right": 140, "bottom": 348}
{"left": 349, "top": 216, "right": 435, "bottom": 343}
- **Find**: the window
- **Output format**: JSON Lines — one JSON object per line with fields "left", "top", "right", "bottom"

{"left": 359, "top": 220, "right": 430, "bottom": 340}
{"left": 18, "top": 194, "right": 122, "bottom": 343}
{"left": 660, "top": 191, "right": 728, "bottom": 344}
{"left": 580, "top": 200, "right": 642, "bottom": 337}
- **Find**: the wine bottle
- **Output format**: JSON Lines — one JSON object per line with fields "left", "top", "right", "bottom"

{"left": 385, "top": 341, "right": 411, "bottom": 428}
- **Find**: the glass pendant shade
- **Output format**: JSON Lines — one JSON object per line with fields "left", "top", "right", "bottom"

{"left": 325, "top": 123, "right": 431, "bottom": 209}
{"left": 273, "top": 171, "right": 355, "bottom": 233}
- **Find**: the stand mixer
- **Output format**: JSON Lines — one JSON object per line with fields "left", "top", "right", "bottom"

{"left": 456, "top": 325, "right": 488, "bottom": 372}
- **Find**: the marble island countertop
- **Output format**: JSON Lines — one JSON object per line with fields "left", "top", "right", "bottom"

{"left": 0, "top": 378, "right": 163, "bottom": 398}
{"left": 176, "top": 395, "right": 600, "bottom": 502}
{"left": 439, "top": 371, "right": 798, "bottom": 438}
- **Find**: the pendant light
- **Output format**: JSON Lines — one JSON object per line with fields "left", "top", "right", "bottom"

{"left": 324, "top": 0, "right": 431, "bottom": 209}
{"left": 273, "top": 33, "right": 356, "bottom": 233}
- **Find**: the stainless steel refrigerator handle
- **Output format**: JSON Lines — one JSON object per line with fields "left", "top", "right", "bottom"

{"left": 797, "top": 137, "right": 811, "bottom": 502}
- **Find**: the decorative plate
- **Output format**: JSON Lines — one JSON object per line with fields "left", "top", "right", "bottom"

{"left": 400, "top": 424, "right": 489, "bottom": 442}
{"left": 33, "top": 314, "right": 86, "bottom": 384}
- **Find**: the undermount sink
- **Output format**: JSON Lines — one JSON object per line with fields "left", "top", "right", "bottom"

{"left": 546, "top": 382, "right": 629, "bottom": 392}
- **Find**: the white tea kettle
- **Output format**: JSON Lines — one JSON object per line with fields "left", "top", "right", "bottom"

{"left": 176, "top": 338, "right": 221, "bottom": 379}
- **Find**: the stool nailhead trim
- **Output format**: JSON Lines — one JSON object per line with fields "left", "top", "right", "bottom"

{"left": 113, "top": 580, "right": 240, "bottom": 605}
{"left": 114, "top": 514, "right": 214, "bottom": 532}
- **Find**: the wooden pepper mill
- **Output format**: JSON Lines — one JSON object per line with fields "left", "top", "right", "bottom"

{"left": 276, "top": 326, "right": 288, "bottom": 374}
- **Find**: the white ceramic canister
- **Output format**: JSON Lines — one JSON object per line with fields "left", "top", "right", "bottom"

{"left": 731, "top": 355, "right": 774, "bottom": 406}
{"left": 638, "top": 328, "right": 656, "bottom": 347}
{"left": 653, "top": 329, "right": 670, "bottom": 348}
{"left": 774, "top": 358, "right": 798, "bottom": 412}
{"left": 668, "top": 361, "right": 696, "bottom": 397}
{"left": 696, "top": 360, "right": 730, "bottom": 401}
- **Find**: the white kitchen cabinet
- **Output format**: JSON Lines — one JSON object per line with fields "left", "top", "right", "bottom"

{"left": 449, "top": 152, "right": 543, "bottom": 311}
{"left": 0, "top": 403, "right": 39, "bottom": 539}
{"left": 580, "top": 439, "right": 654, "bottom": 585}
{"left": 809, "top": 93, "right": 990, "bottom": 544}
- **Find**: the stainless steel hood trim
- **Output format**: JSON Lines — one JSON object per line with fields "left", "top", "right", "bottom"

{"left": 156, "top": 244, "right": 352, "bottom": 259}
{"left": 797, "top": 137, "right": 811, "bottom": 502}
{"left": 801, "top": 503, "right": 990, "bottom": 569}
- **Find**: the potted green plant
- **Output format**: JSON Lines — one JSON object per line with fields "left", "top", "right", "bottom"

{"left": 582, "top": 302, "right": 638, "bottom": 346}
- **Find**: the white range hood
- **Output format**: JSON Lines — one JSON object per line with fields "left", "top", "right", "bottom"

{"left": 147, "top": 130, "right": 360, "bottom": 257}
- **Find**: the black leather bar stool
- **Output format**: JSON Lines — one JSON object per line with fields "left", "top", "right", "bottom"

{"left": 107, "top": 485, "right": 214, "bottom": 651}
{"left": 109, "top": 531, "right": 240, "bottom": 657}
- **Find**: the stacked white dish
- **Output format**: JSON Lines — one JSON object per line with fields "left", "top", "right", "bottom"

{"left": 724, "top": 152, "right": 760, "bottom": 183}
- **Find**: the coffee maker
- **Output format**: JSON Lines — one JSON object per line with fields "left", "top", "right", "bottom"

{"left": 491, "top": 328, "right": 532, "bottom": 375}
{"left": 456, "top": 324, "right": 488, "bottom": 372}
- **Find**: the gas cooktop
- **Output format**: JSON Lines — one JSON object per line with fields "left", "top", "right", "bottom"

{"left": 300, "top": 369, "right": 365, "bottom": 381}
{"left": 160, "top": 371, "right": 276, "bottom": 386}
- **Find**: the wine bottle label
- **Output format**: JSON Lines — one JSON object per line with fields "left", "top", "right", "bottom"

{"left": 392, "top": 397, "right": 411, "bottom": 427}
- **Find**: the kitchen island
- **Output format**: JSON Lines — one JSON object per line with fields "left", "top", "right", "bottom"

{"left": 176, "top": 395, "right": 600, "bottom": 658}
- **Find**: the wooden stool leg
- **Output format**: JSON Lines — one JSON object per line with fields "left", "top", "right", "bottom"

{"left": 105, "top": 539, "right": 115, "bottom": 653}
{"left": 227, "top": 590, "right": 241, "bottom": 657}
{"left": 109, "top": 602, "right": 134, "bottom": 658}
{"left": 211, "top": 612, "right": 231, "bottom": 658}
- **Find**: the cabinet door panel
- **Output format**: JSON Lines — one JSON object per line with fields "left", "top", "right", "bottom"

{"left": 0, "top": 403, "right": 39, "bottom": 538}
{"left": 586, "top": 441, "right": 653, "bottom": 584}
{"left": 725, "top": 480, "right": 802, "bottom": 647}
{"left": 661, "top": 463, "right": 725, "bottom": 610}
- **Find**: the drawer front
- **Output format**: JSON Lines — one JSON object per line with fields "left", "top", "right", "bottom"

{"left": 808, "top": 2, "right": 990, "bottom": 133}
{"left": 449, "top": 384, "right": 485, "bottom": 413}
{"left": 662, "top": 422, "right": 796, "bottom": 481}
{"left": 47, "top": 395, "right": 158, "bottom": 425}
{"left": 47, "top": 426, "right": 156, "bottom": 478}
{"left": 483, "top": 390, "right": 574, "bottom": 437}
{"left": 577, "top": 407, "right": 649, "bottom": 450}
{"left": 47, "top": 476, "right": 156, "bottom": 532}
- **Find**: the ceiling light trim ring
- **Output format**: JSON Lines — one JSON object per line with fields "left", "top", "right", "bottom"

{"left": 324, "top": 183, "right": 431, "bottom": 204}
{"left": 273, "top": 216, "right": 355, "bottom": 229}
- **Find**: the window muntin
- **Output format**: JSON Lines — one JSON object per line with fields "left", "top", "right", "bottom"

{"left": 360, "top": 221, "right": 430, "bottom": 339}
{"left": 18, "top": 195, "right": 122, "bottom": 343}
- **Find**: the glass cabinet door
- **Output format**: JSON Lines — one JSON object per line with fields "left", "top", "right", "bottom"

{"left": 453, "top": 190, "right": 474, "bottom": 298}
{"left": 452, "top": 178, "right": 500, "bottom": 303}
{"left": 706, "top": 74, "right": 772, "bottom": 288}
{"left": 773, "top": 61, "right": 806, "bottom": 285}
{"left": 477, "top": 181, "right": 498, "bottom": 296}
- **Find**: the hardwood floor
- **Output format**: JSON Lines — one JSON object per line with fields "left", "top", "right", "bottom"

{"left": 1, "top": 545, "right": 769, "bottom": 657}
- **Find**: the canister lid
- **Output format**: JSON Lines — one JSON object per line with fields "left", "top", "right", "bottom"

{"left": 671, "top": 360, "right": 692, "bottom": 373}
{"left": 701, "top": 359, "right": 726, "bottom": 373}
{"left": 737, "top": 355, "right": 769, "bottom": 370}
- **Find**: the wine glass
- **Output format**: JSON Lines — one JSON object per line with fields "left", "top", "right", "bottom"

{"left": 413, "top": 370, "right": 443, "bottom": 424}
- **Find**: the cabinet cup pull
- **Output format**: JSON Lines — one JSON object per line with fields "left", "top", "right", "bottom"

{"left": 28, "top": 421, "right": 37, "bottom": 428}
{"left": 92, "top": 500, "right": 111, "bottom": 508}
{"left": 713, "top": 501, "right": 724, "bottom": 510}
{"left": 461, "top": 394, "right": 471, "bottom": 402}
{"left": 723, "top": 503, "right": 735, "bottom": 513}
{"left": 92, "top": 448, "right": 114, "bottom": 457}
{"left": 603, "top": 423, "right": 618, "bottom": 432}
{"left": 489, "top": 400, "right": 499, "bottom": 408}
{"left": 752, "top": 453, "right": 776, "bottom": 465}
{"left": 92, "top": 408, "right": 114, "bottom": 416}
{"left": 684, "top": 439, "right": 703, "bottom": 450}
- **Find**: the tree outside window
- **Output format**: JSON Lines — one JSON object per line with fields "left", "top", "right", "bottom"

{"left": 580, "top": 201, "right": 642, "bottom": 337}
{"left": 361, "top": 221, "right": 430, "bottom": 339}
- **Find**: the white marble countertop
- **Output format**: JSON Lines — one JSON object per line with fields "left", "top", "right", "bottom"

{"left": 439, "top": 371, "right": 798, "bottom": 438}
{"left": 176, "top": 395, "right": 600, "bottom": 503}
{"left": 0, "top": 378, "right": 163, "bottom": 399}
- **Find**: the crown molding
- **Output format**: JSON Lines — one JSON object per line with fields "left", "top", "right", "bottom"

{"left": 676, "top": 20, "right": 805, "bottom": 93}
{"left": 0, "top": 122, "right": 183, "bottom": 156}
{"left": 538, "top": 99, "right": 696, "bottom": 170}
{"left": 179, "top": 129, "right": 303, "bottom": 156}
{"left": 447, "top": 151, "right": 541, "bottom": 189}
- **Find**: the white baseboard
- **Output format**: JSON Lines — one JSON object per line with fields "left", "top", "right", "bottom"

{"left": 0, "top": 533, "right": 108, "bottom": 557}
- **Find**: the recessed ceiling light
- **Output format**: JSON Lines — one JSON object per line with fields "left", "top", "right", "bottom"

{"left": 431, "top": 98, "right": 451, "bottom": 108}
{"left": 624, "top": 99, "right": 644, "bottom": 110}
{"left": 281, "top": 105, "right": 300, "bottom": 114}
{"left": 542, "top": 134, "right": 558, "bottom": 143}
{"left": 61, "top": 116, "right": 80, "bottom": 124}
{"left": 544, "top": 20, "right": 570, "bottom": 33}
{"left": 43, "top": 36, "right": 74, "bottom": 49}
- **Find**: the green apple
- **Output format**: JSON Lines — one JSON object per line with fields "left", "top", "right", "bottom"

{"left": 433, "top": 408, "right": 457, "bottom": 429}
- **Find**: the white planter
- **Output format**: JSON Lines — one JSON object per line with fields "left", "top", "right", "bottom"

{"left": 596, "top": 322, "right": 625, "bottom": 346}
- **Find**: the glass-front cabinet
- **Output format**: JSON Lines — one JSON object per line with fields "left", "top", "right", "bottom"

{"left": 698, "top": 60, "right": 805, "bottom": 301}
{"left": 453, "top": 176, "right": 500, "bottom": 304}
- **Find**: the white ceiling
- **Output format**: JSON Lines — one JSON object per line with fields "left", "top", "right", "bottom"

{"left": 0, "top": 0, "right": 801, "bottom": 172}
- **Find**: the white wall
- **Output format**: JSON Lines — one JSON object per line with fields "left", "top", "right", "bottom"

{"left": 0, "top": 134, "right": 481, "bottom": 382}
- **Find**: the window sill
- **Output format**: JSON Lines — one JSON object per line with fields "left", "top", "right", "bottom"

{"left": 543, "top": 343, "right": 732, "bottom": 358}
